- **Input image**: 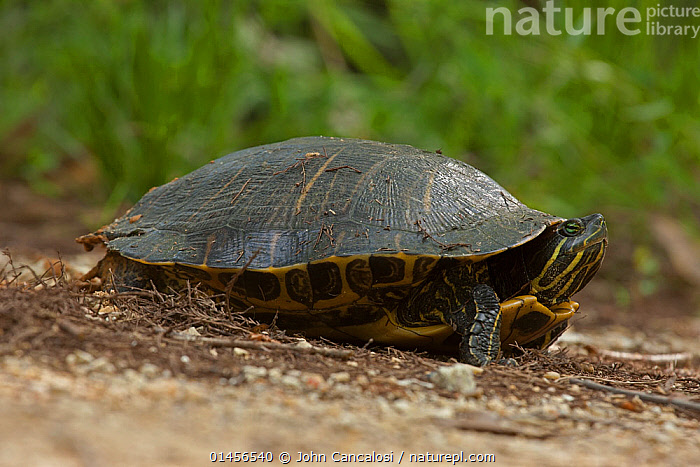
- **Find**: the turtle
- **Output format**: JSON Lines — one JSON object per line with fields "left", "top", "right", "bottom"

{"left": 78, "top": 137, "right": 607, "bottom": 366}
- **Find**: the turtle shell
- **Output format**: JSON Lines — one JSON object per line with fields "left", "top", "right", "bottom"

{"left": 96, "top": 136, "right": 560, "bottom": 269}
{"left": 80, "top": 136, "right": 592, "bottom": 357}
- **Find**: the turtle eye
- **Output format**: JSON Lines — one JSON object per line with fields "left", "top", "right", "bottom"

{"left": 559, "top": 219, "right": 584, "bottom": 237}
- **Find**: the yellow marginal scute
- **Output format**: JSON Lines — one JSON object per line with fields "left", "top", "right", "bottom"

{"left": 114, "top": 252, "right": 580, "bottom": 351}
{"left": 140, "top": 252, "right": 446, "bottom": 312}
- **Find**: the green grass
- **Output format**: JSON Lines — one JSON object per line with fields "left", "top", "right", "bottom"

{"left": 1, "top": 0, "right": 698, "bottom": 237}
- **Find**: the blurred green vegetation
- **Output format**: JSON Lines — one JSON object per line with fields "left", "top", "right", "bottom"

{"left": 1, "top": 0, "right": 698, "bottom": 235}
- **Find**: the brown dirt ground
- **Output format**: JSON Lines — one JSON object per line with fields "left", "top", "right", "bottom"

{"left": 1, "top": 181, "right": 699, "bottom": 466}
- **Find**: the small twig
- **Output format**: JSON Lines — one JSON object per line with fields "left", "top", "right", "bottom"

{"left": 230, "top": 178, "right": 251, "bottom": 205}
{"left": 272, "top": 151, "right": 326, "bottom": 192}
{"left": 598, "top": 349, "right": 694, "bottom": 363}
{"left": 569, "top": 378, "right": 700, "bottom": 413}
{"left": 102, "top": 290, "right": 158, "bottom": 299}
{"left": 312, "top": 222, "right": 335, "bottom": 250}
{"left": 168, "top": 332, "right": 354, "bottom": 359}
{"left": 325, "top": 165, "right": 362, "bottom": 174}
{"left": 414, "top": 219, "right": 474, "bottom": 251}
{"left": 301, "top": 162, "right": 307, "bottom": 190}
{"left": 563, "top": 376, "right": 663, "bottom": 386}
{"left": 435, "top": 415, "right": 553, "bottom": 439}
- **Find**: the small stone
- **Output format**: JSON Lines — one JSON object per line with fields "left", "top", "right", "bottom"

{"left": 295, "top": 339, "right": 313, "bottom": 349}
{"left": 395, "top": 378, "right": 434, "bottom": 389}
{"left": 662, "top": 421, "right": 678, "bottom": 433}
{"left": 118, "top": 369, "right": 144, "bottom": 388}
{"left": 562, "top": 394, "right": 575, "bottom": 402}
{"left": 392, "top": 399, "right": 412, "bottom": 414}
{"left": 431, "top": 406, "right": 456, "bottom": 419}
{"left": 329, "top": 372, "right": 351, "bottom": 383}
{"left": 279, "top": 375, "right": 302, "bottom": 389}
{"left": 486, "top": 398, "right": 506, "bottom": 412}
{"left": 180, "top": 355, "right": 191, "bottom": 364}
{"left": 241, "top": 365, "right": 268, "bottom": 382}
{"left": 183, "top": 327, "right": 201, "bottom": 336}
{"left": 346, "top": 361, "right": 359, "bottom": 367}
{"left": 266, "top": 368, "right": 283, "bottom": 384}
{"left": 86, "top": 357, "right": 116, "bottom": 374}
{"left": 302, "top": 373, "right": 326, "bottom": 390}
{"left": 233, "top": 347, "right": 249, "bottom": 357}
{"left": 541, "top": 404, "right": 561, "bottom": 417}
{"left": 429, "top": 364, "right": 477, "bottom": 394}
{"left": 381, "top": 375, "right": 399, "bottom": 385}
{"left": 139, "top": 363, "right": 160, "bottom": 378}
{"left": 543, "top": 371, "right": 561, "bottom": 381}
{"left": 73, "top": 350, "right": 95, "bottom": 364}
{"left": 557, "top": 404, "right": 571, "bottom": 417}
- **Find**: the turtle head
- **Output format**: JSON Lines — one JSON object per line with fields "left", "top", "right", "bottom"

{"left": 525, "top": 213, "right": 607, "bottom": 305}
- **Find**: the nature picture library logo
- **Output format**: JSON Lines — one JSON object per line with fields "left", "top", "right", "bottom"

{"left": 486, "top": 1, "right": 700, "bottom": 38}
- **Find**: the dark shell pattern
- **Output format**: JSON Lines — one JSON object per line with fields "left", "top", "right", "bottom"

{"left": 103, "top": 137, "right": 560, "bottom": 270}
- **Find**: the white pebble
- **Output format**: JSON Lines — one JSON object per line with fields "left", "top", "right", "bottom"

{"left": 429, "top": 364, "right": 477, "bottom": 394}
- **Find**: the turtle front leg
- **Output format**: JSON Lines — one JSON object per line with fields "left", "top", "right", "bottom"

{"left": 446, "top": 284, "right": 502, "bottom": 366}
